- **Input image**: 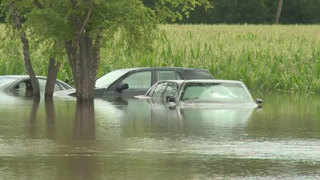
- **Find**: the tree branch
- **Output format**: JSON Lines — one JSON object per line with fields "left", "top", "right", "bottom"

{"left": 79, "top": 0, "right": 94, "bottom": 35}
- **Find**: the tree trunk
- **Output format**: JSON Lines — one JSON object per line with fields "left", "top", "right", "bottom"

{"left": 275, "top": 0, "right": 284, "bottom": 24}
{"left": 65, "top": 0, "right": 99, "bottom": 101}
{"left": 14, "top": 10, "right": 40, "bottom": 98}
{"left": 45, "top": 57, "right": 61, "bottom": 100}
{"left": 21, "top": 33, "right": 40, "bottom": 98}
{"left": 65, "top": 32, "right": 99, "bottom": 101}
{"left": 77, "top": 34, "right": 95, "bottom": 100}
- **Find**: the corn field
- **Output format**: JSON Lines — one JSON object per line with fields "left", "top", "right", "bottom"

{"left": 1, "top": 24, "right": 320, "bottom": 93}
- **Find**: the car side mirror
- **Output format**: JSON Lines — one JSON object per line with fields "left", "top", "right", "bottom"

{"left": 256, "top": 98, "right": 263, "bottom": 108}
{"left": 116, "top": 83, "right": 129, "bottom": 92}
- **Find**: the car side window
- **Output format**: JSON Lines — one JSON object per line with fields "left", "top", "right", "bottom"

{"left": 157, "top": 71, "right": 181, "bottom": 81}
{"left": 38, "top": 79, "right": 63, "bottom": 91}
{"left": 122, "top": 71, "right": 152, "bottom": 90}
{"left": 14, "top": 79, "right": 63, "bottom": 97}
{"left": 163, "top": 82, "right": 178, "bottom": 98}
{"left": 152, "top": 83, "right": 167, "bottom": 98}
{"left": 14, "top": 81, "right": 29, "bottom": 96}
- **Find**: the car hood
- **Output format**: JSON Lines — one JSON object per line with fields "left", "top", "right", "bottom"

{"left": 53, "top": 88, "right": 76, "bottom": 99}
{"left": 179, "top": 102, "right": 258, "bottom": 109}
{"left": 134, "top": 95, "right": 151, "bottom": 99}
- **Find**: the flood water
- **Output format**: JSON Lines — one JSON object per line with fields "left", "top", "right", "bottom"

{"left": 0, "top": 93, "right": 320, "bottom": 180}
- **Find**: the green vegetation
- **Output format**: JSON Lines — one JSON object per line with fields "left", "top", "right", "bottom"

{"left": 1, "top": 24, "right": 320, "bottom": 93}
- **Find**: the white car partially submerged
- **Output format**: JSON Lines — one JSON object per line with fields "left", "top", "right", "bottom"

{"left": 0, "top": 75, "right": 72, "bottom": 97}
{"left": 135, "top": 80, "right": 263, "bottom": 108}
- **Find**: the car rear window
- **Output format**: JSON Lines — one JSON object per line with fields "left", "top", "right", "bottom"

{"left": 181, "top": 82, "right": 252, "bottom": 103}
{"left": 157, "top": 71, "right": 181, "bottom": 81}
{"left": 182, "top": 70, "right": 213, "bottom": 80}
{"left": 0, "top": 77, "right": 17, "bottom": 86}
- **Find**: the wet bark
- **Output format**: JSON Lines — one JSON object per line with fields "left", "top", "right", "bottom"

{"left": 45, "top": 57, "right": 61, "bottom": 100}
{"left": 13, "top": 10, "right": 40, "bottom": 98}
{"left": 65, "top": 33, "right": 100, "bottom": 101}
{"left": 77, "top": 34, "right": 99, "bottom": 100}
{"left": 275, "top": 0, "right": 284, "bottom": 24}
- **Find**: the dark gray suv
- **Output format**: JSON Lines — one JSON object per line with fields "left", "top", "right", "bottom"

{"left": 58, "top": 67, "right": 213, "bottom": 99}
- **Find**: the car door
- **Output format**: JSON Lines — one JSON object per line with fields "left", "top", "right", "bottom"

{"left": 111, "top": 70, "right": 153, "bottom": 97}
{"left": 11, "top": 78, "right": 65, "bottom": 97}
{"left": 162, "top": 82, "right": 179, "bottom": 101}
{"left": 150, "top": 82, "right": 168, "bottom": 103}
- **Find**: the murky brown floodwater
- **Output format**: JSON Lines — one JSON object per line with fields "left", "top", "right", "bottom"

{"left": 0, "top": 92, "right": 320, "bottom": 180}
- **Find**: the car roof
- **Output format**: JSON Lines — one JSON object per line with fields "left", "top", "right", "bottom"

{"left": 0, "top": 75, "right": 47, "bottom": 79}
{"left": 0, "top": 75, "right": 72, "bottom": 88}
{"left": 0, "top": 75, "right": 28, "bottom": 79}
{"left": 158, "top": 79, "right": 244, "bottom": 85}
{"left": 114, "top": 67, "right": 210, "bottom": 72}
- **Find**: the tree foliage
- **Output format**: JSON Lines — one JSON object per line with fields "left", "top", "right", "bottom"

{"left": 2, "top": 0, "right": 211, "bottom": 100}
{"left": 1, "top": 0, "right": 320, "bottom": 25}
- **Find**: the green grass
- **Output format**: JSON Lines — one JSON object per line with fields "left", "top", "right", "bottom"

{"left": 1, "top": 24, "right": 320, "bottom": 93}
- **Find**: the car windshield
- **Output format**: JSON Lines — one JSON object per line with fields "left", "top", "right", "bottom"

{"left": 0, "top": 77, "right": 18, "bottom": 86}
{"left": 95, "top": 69, "right": 131, "bottom": 88}
{"left": 181, "top": 82, "right": 253, "bottom": 103}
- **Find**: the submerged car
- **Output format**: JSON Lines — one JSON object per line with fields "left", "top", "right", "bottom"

{"left": 0, "top": 75, "right": 72, "bottom": 97}
{"left": 136, "top": 80, "right": 263, "bottom": 108}
{"left": 56, "top": 67, "right": 214, "bottom": 99}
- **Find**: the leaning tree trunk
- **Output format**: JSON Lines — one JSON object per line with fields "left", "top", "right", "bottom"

{"left": 45, "top": 57, "right": 61, "bottom": 100}
{"left": 14, "top": 10, "right": 40, "bottom": 98}
{"left": 275, "top": 0, "right": 284, "bottom": 24}
{"left": 21, "top": 33, "right": 40, "bottom": 98}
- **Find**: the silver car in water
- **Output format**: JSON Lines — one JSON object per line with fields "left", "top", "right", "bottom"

{"left": 136, "top": 80, "right": 263, "bottom": 108}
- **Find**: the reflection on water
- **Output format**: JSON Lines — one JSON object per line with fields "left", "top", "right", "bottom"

{"left": 0, "top": 93, "right": 320, "bottom": 179}
{"left": 29, "top": 98, "right": 40, "bottom": 138}
{"left": 73, "top": 100, "right": 95, "bottom": 140}
{"left": 120, "top": 100, "right": 255, "bottom": 140}
{"left": 45, "top": 99, "right": 55, "bottom": 139}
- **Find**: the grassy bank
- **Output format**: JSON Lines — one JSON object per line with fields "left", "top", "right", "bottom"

{"left": 1, "top": 24, "right": 320, "bottom": 93}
